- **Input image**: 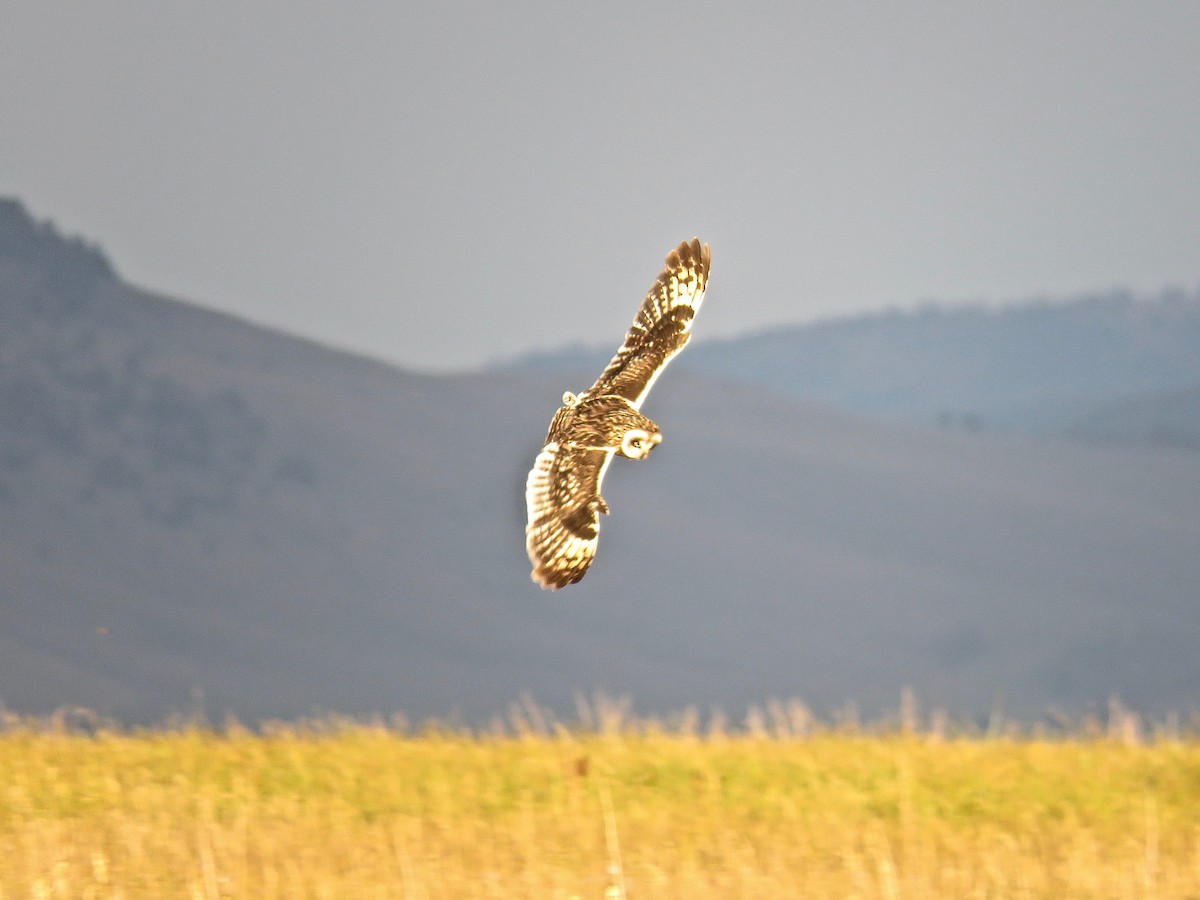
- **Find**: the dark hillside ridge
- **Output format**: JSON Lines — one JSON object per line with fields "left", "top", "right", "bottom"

{"left": 0, "top": 198, "right": 116, "bottom": 321}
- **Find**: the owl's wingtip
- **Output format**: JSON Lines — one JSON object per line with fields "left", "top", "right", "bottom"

{"left": 531, "top": 569, "right": 556, "bottom": 591}
{"left": 531, "top": 565, "right": 586, "bottom": 591}
{"left": 670, "top": 237, "right": 711, "bottom": 273}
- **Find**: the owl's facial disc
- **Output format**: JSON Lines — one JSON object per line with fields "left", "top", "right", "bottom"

{"left": 621, "top": 428, "right": 662, "bottom": 459}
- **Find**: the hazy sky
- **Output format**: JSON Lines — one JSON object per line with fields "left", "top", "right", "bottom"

{"left": 4, "top": 3, "right": 1199, "bottom": 371}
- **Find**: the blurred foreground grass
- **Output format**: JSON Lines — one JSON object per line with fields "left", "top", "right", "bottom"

{"left": 2, "top": 704, "right": 1200, "bottom": 898}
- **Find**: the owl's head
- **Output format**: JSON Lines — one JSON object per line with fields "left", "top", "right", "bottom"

{"left": 620, "top": 427, "right": 662, "bottom": 460}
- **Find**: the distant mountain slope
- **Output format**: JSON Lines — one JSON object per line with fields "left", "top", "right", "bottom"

{"left": 502, "top": 289, "right": 1200, "bottom": 445}
{"left": 1068, "top": 384, "right": 1200, "bottom": 450}
{"left": 3, "top": 198, "right": 1200, "bottom": 724}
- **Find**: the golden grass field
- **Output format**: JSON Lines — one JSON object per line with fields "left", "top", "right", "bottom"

{"left": 2, "top": 701, "right": 1199, "bottom": 899}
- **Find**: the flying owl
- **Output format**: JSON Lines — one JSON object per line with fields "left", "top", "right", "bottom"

{"left": 525, "top": 238, "right": 712, "bottom": 590}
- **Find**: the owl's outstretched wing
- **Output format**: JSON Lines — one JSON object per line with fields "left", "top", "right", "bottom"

{"left": 584, "top": 238, "right": 711, "bottom": 409}
{"left": 525, "top": 441, "right": 615, "bottom": 590}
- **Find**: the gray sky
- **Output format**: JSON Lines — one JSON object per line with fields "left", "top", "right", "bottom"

{"left": 4, "top": 2, "right": 1199, "bottom": 372}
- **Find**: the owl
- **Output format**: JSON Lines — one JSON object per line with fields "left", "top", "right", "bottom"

{"left": 525, "top": 238, "right": 712, "bottom": 589}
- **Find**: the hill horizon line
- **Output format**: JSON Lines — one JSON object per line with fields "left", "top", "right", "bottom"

{"left": 7, "top": 194, "right": 1196, "bottom": 377}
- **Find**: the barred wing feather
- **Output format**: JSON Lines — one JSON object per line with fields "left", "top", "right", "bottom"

{"left": 525, "top": 442, "right": 615, "bottom": 590}
{"left": 585, "top": 238, "right": 711, "bottom": 409}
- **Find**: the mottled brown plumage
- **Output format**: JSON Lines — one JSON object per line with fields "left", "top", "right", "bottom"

{"left": 525, "top": 239, "right": 711, "bottom": 590}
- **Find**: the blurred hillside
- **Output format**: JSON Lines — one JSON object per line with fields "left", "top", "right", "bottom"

{"left": 2, "top": 197, "right": 1198, "bottom": 724}
{"left": 505, "top": 287, "right": 1200, "bottom": 450}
